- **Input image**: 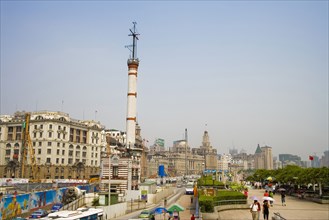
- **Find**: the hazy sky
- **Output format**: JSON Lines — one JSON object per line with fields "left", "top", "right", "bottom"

{"left": 1, "top": 1, "right": 328, "bottom": 161}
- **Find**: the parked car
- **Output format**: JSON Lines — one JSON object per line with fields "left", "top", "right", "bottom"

{"left": 138, "top": 210, "right": 154, "bottom": 219}
{"left": 51, "top": 203, "right": 63, "bottom": 212}
{"left": 29, "top": 209, "right": 48, "bottom": 219}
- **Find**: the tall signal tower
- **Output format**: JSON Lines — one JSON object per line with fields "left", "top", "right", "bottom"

{"left": 125, "top": 22, "right": 140, "bottom": 192}
{"left": 125, "top": 22, "right": 139, "bottom": 150}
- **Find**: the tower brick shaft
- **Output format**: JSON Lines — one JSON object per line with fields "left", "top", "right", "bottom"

{"left": 126, "top": 60, "right": 139, "bottom": 148}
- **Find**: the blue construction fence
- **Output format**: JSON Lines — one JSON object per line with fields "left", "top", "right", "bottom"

{"left": 0, "top": 184, "right": 98, "bottom": 220}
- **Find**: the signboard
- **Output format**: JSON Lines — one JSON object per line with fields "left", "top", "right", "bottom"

{"left": 206, "top": 188, "right": 214, "bottom": 196}
{"left": 158, "top": 165, "right": 165, "bottom": 178}
{"left": 141, "top": 190, "right": 147, "bottom": 200}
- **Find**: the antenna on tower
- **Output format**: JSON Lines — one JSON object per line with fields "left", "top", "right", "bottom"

{"left": 125, "top": 21, "right": 140, "bottom": 60}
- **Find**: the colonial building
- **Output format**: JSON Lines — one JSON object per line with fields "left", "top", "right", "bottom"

{"left": 99, "top": 124, "right": 146, "bottom": 201}
{"left": 0, "top": 111, "right": 103, "bottom": 180}
{"left": 168, "top": 140, "right": 204, "bottom": 176}
{"left": 254, "top": 144, "right": 273, "bottom": 170}
{"left": 192, "top": 131, "right": 218, "bottom": 170}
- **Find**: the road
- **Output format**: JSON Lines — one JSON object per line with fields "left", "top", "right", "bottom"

{"left": 112, "top": 187, "right": 185, "bottom": 220}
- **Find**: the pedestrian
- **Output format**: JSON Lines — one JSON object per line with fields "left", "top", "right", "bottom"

{"left": 244, "top": 188, "right": 249, "bottom": 198}
{"left": 264, "top": 190, "right": 269, "bottom": 197}
{"left": 190, "top": 214, "right": 195, "bottom": 220}
{"left": 250, "top": 200, "right": 261, "bottom": 220}
{"left": 262, "top": 200, "right": 270, "bottom": 220}
{"left": 269, "top": 191, "right": 274, "bottom": 207}
{"left": 281, "top": 191, "right": 286, "bottom": 206}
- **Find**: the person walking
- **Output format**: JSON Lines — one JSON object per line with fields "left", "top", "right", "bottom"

{"left": 262, "top": 200, "right": 270, "bottom": 220}
{"left": 269, "top": 191, "right": 274, "bottom": 207}
{"left": 190, "top": 214, "right": 195, "bottom": 220}
{"left": 250, "top": 200, "right": 261, "bottom": 220}
{"left": 281, "top": 191, "right": 286, "bottom": 206}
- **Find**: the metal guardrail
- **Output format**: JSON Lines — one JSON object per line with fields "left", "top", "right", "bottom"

{"left": 213, "top": 199, "right": 247, "bottom": 206}
{"left": 126, "top": 199, "right": 147, "bottom": 213}
{"left": 62, "top": 196, "right": 85, "bottom": 211}
{"left": 273, "top": 212, "right": 287, "bottom": 220}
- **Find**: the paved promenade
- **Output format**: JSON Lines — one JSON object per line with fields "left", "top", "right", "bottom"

{"left": 216, "top": 188, "right": 329, "bottom": 220}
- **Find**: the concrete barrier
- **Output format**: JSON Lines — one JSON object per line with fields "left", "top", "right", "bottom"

{"left": 99, "top": 202, "right": 127, "bottom": 219}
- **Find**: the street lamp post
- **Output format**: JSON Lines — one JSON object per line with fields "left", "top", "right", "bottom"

{"left": 202, "top": 162, "right": 205, "bottom": 176}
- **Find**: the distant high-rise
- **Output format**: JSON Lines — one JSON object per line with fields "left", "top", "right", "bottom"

{"left": 279, "top": 154, "right": 302, "bottom": 167}
{"left": 254, "top": 144, "right": 273, "bottom": 170}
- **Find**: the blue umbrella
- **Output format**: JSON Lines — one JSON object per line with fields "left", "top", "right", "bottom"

{"left": 153, "top": 207, "right": 168, "bottom": 215}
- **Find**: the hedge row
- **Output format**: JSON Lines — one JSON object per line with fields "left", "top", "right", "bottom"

{"left": 199, "top": 190, "right": 246, "bottom": 212}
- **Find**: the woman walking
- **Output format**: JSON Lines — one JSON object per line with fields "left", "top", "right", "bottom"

{"left": 263, "top": 200, "right": 270, "bottom": 220}
{"left": 281, "top": 191, "right": 286, "bottom": 206}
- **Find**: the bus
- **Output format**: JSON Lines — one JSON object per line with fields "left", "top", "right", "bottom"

{"left": 185, "top": 183, "right": 194, "bottom": 195}
{"left": 42, "top": 207, "right": 103, "bottom": 220}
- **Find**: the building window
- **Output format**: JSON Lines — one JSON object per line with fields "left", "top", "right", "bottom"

{"left": 40, "top": 125, "right": 43, "bottom": 129}
{"left": 56, "top": 158, "right": 59, "bottom": 164}
{"left": 39, "top": 132, "right": 42, "bottom": 138}
{"left": 57, "top": 143, "right": 60, "bottom": 147}
{"left": 62, "top": 150, "right": 65, "bottom": 155}
{"left": 16, "top": 133, "right": 21, "bottom": 140}
{"left": 57, "top": 149, "right": 60, "bottom": 155}
{"left": 58, "top": 125, "right": 61, "bottom": 130}
{"left": 34, "top": 125, "right": 37, "bottom": 129}
{"left": 82, "top": 152, "right": 87, "bottom": 157}
{"left": 113, "top": 166, "right": 118, "bottom": 177}
{"left": 46, "top": 158, "right": 51, "bottom": 163}
{"left": 48, "top": 132, "right": 52, "bottom": 138}
{"left": 14, "top": 149, "right": 19, "bottom": 155}
{"left": 63, "top": 134, "right": 66, "bottom": 139}
{"left": 62, "top": 143, "right": 65, "bottom": 147}
{"left": 48, "top": 142, "right": 52, "bottom": 146}
{"left": 34, "top": 133, "right": 37, "bottom": 138}
{"left": 38, "top": 149, "right": 41, "bottom": 154}
{"left": 39, "top": 142, "right": 42, "bottom": 146}
{"left": 55, "top": 167, "right": 59, "bottom": 173}
{"left": 68, "top": 158, "right": 73, "bottom": 164}
{"left": 69, "top": 150, "right": 73, "bottom": 156}
{"left": 57, "top": 133, "right": 60, "bottom": 139}
{"left": 62, "top": 158, "right": 64, "bottom": 164}
{"left": 49, "top": 124, "right": 52, "bottom": 129}
{"left": 33, "top": 142, "right": 36, "bottom": 147}
{"left": 5, "top": 149, "right": 10, "bottom": 155}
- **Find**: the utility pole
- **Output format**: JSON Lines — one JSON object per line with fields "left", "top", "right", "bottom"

{"left": 185, "top": 128, "right": 188, "bottom": 176}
